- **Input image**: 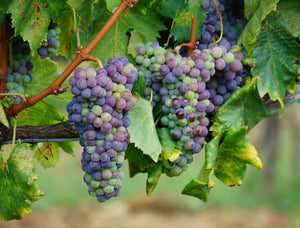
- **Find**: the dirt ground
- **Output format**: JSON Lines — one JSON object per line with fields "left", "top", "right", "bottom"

{"left": 0, "top": 196, "right": 297, "bottom": 228}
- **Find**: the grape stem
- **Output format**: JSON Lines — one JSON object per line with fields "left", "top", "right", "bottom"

{"left": 0, "top": 19, "right": 8, "bottom": 100}
{"left": 212, "top": 0, "right": 223, "bottom": 46}
{"left": 4, "top": 0, "right": 139, "bottom": 117}
{"left": 174, "top": 15, "right": 198, "bottom": 56}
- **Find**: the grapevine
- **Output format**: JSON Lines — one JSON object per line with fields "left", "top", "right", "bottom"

{"left": 0, "top": 0, "right": 299, "bottom": 221}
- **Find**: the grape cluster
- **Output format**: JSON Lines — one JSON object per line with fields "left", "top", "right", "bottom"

{"left": 66, "top": 57, "right": 139, "bottom": 202}
{"left": 5, "top": 37, "right": 33, "bottom": 105}
{"left": 199, "top": 0, "right": 243, "bottom": 50}
{"left": 135, "top": 42, "right": 214, "bottom": 177}
{"left": 37, "top": 20, "right": 61, "bottom": 57}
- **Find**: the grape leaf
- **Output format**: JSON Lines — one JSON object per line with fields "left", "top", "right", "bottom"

{"left": 0, "top": 0, "right": 9, "bottom": 25}
{"left": 238, "top": 0, "right": 279, "bottom": 54}
{"left": 182, "top": 166, "right": 213, "bottom": 202}
{"left": 244, "top": 0, "right": 261, "bottom": 20}
{"left": 276, "top": 0, "right": 300, "bottom": 39}
{"left": 157, "top": 128, "right": 181, "bottom": 163}
{"left": 127, "top": 97, "right": 162, "bottom": 162}
{"left": 146, "top": 163, "right": 162, "bottom": 196}
{"left": 132, "top": 74, "right": 146, "bottom": 97}
{"left": 125, "top": 143, "right": 155, "bottom": 177}
{"left": 0, "top": 103, "right": 9, "bottom": 128}
{"left": 251, "top": 11, "right": 300, "bottom": 110}
{"left": 105, "top": 0, "right": 120, "bottom": 12}
{"left": 24, "top": 55, "right": 60, "bottom": 96}
{"left": 214, "top": 127, "right": 262, "bottom": 186}
{"left": 56, "top": 141, "right": 75, "bottom": 155}
{"left": 8, "top": 0, "right": 50, "bottom": 53}
{"left": 0, "top": 142, "right": 44, "bottom": 221}
{"left": 160, "top": 0, "right": 206, "bottom": 41}
{"left": 67, "top": 0, "right": 86, "bottom": 9}
{"left": 16, "top": 100, "right": 65, "bottom": 127}
{"left": 90, "top": 1, "right": 166, "bottom": 62}
{"left": 33, "top": 142, "right": 59, "bottom": 168}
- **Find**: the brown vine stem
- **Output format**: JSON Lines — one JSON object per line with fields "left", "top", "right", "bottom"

{"left": 0, "top": 19, "right": 8, "bottom": 100}
{"left": 174, "top": 15, "right": 198, "bottom": 56}
{"left": 5, "top": 0, "right": 138, "bottom": 117}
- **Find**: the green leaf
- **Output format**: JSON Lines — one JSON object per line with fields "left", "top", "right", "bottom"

{"left": 25, "top": 55, "right": 60, "bottom": 96}
{"left": 251, "top": 12, "right": 300, "bottom": 110}
{"left": 160, "top": 0, "right": 206, "bottom": 41}
{"left": 105, "top": 0, "right": 120, "bottom": 12}
{"left": 0, "top": 0, "right": 10, "bottom": 25}
{"left": 146, "top": 163, "right": 162, "bottom": 196}
{"left": 276, "top": 0, "right": 300, "bottom": 39}
{"left": 91, "top": 1, "right": 166, "bottom": 62}
{"left": 211, "top": 78, "right": 272, "bottom": 132}
{"left": 238, "top": 0, "right": 279, "bottom": 54}
{"left": 0, "top": 103, "right": 9, "bottom": 128}
{"left": 67, "top": 0, "right": 86, "bottom": 9}
{"left": 157, "top": 128, "right": 181, "bottom": 163}
{"left": 33, "top": 142, "right": 59, "bottom": 168}
{"left": 182, "top": 178, "right": 210, "bottom": 202}
{"left": 0, "top": 142, "right": 44, "bottom": 221}
{"left": 125, "top": 143, "right": 156, "bottom": 177}
{"left": 56, "top": 142, "right": 75, "bottom": 155}
{"left": 132, "top": 75, "right": 146, "bottom": 97}
{"left": 182, "top": 165, "right": 214, "bottom": 202}
{"left": 16, "top": 100, "right": 65, "bottom": 127}
{"left": 128, "top": 97, "right": 162, "bottom": 162}
{"left": 214, "top": 127, "right": 263, "bottom": 186}
{"left": 8, "top": 0, "right": 50, "bottom": 53}
{"left": 244, "top": 0, "right": 261, "bottom": 20}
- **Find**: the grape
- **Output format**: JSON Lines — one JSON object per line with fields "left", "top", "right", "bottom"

{"left": 38, "top": 47, "right": 48, "bottom": 57}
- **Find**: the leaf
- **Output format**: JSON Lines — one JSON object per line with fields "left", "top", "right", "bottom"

{"left": 105, "top": 0, "right": 121, "bottom": 12}
{"left": 251, "top": 11, "right": 300, "bottom": 110}
{"left": 214, "top": 127, "right": 263, "bottom": 186}
{"left": 238, "top": 0, "right": 279, "bottom": 54}
{"left": 128, "top": 97, "right": 162, "bottom": 162}
{"left": 33, "top": 142, "right": 59, "bottom": 168}
{"left": 157, "top": 128, "right": 181, "bottom": 163}
{"left": 160, "top": 0, "right": 206, "bottom": 41}
{"left": 276, "top": 0, "right": 300, "bottom": 39}
{"left": 244, "top": 0, "right": 261, "bottom": 20}
{"left": 67, "top": 0, "right": 86, "bottom": 9}
{"left": 8, "top": 0, "right": 50, "bottom": 53}
{"left": 146, "top": 163, "right": 162, "bottom": 196}
{"left": 90, "top": 1, "right": 166, "bottom": 62}
{"left": 24, "top": 55, "right": 60, "bottom": 96}
{"left": 182, "top": 178, "right": 210, "bottom": 202}
{"left": 16, "top": 100, "right": 65, "bottom": 127}
{"left": 182, "top": 165, "right": 214, "bottom": 202}
{"left": 0, "top": 0, "right": 10, "bottom": 25}
{"left": 0, "top": 142, "right": 44, "bottom": 221}
{"left": 125, "top": 143, "right": 156, "bottom": 177}
{"left": 56, "top": 142, "right": 75, "bottom": 155}
{"left": 0, "top": 103, "right": 9, "bottom": 128}
{"left": 132, "top": 74, "right": 146, "bottom": 97}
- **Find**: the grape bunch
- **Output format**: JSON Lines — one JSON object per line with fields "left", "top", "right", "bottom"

{"left": 135, "top": 42, "right": 214, "bottom": 177}
{"left": 199, "top": 0, "right": 244, "bottom": 50}
{"left": 66, "top": 56, "right": 139, "bottom": 202}
{"left": 5, "top": 37, "right": 33, "bottom": 105}
{"left": 37, "top": 20, "right": 61, "bottom": 57}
